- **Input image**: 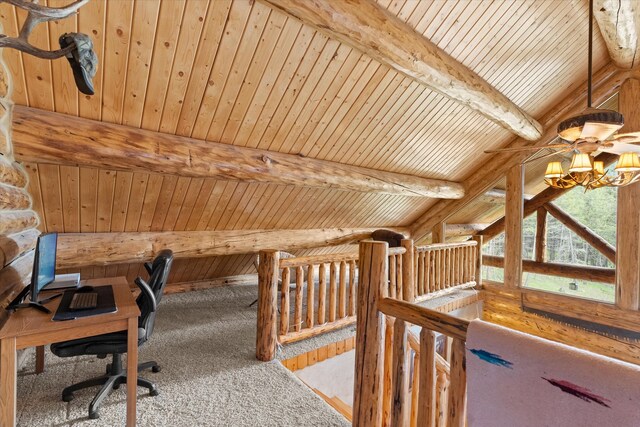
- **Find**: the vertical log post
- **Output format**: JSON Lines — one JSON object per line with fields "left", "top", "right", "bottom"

{"left": 391, "top": 318, "right": 409, "bottom": 427}
{"left": 471, "top": 235, "right": 483, "bottom": 286}
{"left": 417, "top": 329, "right": 437, "bottom": 427}
{"left": 306, "top": 264, "right": 315, "bottom": 328}
{"left": 535, "top": 207, "right": 547, "bottom": 263}
{"left": 401, "top": 239, "right": 414, "bottom": 302}
{"left": 432, "top": 222, "right": 445, "bottom": 243}
{"left": 504, "top": 164, "right": 523, "bottom": 287}
{"left": 256, "top": 250, "right": 280, "bottom": 361}
{"left": 353, "top": 240, "right": 388, "bottom": 427}
{"left": 616, "top": 78, "right": 640, "bottom": 310}
{"left": 447, "top": 338, "right": 467, "bottom": 427}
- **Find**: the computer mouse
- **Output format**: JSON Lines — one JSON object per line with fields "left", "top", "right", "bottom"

{"left": 77, "top": 286, "right": 94, "bottom": 293}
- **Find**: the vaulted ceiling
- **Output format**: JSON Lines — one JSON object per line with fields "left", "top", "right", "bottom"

{"left": 0, "top": 0, "right": 610, "bottom": 283}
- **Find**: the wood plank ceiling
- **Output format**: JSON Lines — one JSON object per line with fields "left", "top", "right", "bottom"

{"left": 0, "top": 0, "right": 609, "bottom": 284}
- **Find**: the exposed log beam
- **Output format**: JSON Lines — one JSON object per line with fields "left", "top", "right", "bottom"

{"left": 594, "top": 0, "right": 640, "bottom": 69}
{"left": 483, "top": 255, "right": 616, "bottom": 284}
{"left": 544, "top": 202, "right": 616, "bottom": 264}
{"left": 479, "top": 151, "right": 619, "bottom": 242}
{"left": 258, "top": 0, "right": 542, "bottom": 140}
{"left": 444, "top": 224, "right": 490, "bottom": 238}
{"left": 11, "top": 106, "right": 463, "bottom": 199}
{"left": 55, "top": 228, "right": 409, "bottom": 268}
{"left": 478, "top": 189, "right": 506, "bottom": 204}
{"left": 410, "top": 63, "right": 626, "bottom": 240}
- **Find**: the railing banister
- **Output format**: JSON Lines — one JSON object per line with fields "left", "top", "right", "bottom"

{"left": 417, "top": 328, "right": 437, "bottom": 427}
{"left": 391, "top": 318, "right": 410, "bottom": 427}
{"left": 354, "top": 240, "right": 388, "bottom": 427}
{"left": 256, "top": 250, "right": 279, "bottom": 361}
{"left": 401, "top": 239, "right": 414, "bottom": 302}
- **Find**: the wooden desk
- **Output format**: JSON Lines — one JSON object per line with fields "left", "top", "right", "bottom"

{"left": 0, "top": 277, "right": 140, "bottom": 426}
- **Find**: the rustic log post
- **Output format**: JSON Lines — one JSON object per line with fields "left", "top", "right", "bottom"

{"left": 447, "top": 338, "right": 467, "bottom": 427}
{"left": 256, "top": 250, "right": 279, "bottom": 361}
{"left": 504, "top": 164, "right": 523, "bottom": 287}
{"left": 417, "top": 329, "right": 437, "bottom": 427}
{"left": 401, "top": 239, "right": 414, "bottom": 302}
{"left": 617, "top": 78, "right": 640, "bottom": 310}
{"left": 353, "top": 240, "right": 388, "bottom": 427}
{"left": 391, "top": 319, "right": 410, "bottom": 427}
{"left": 432, "top": 223, "right": 445, "bottom": 244}
{"left": 535, "top": 208, "right": 547, "bottom": 263}
{"left": 471, "top": 236, "right": 483, "bottom": 286}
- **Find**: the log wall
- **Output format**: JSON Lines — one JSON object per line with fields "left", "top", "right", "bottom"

{"left": 0, "top": 40, "right": 39, "bottom": 326}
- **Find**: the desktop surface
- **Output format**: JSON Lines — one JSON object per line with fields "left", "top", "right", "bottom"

{"left": 0, "top": 277, "right": 139, "bottom": 348}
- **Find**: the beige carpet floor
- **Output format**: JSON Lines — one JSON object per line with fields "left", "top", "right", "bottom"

{"left": 15, "top": 284, "right": 349, "bottom": 426}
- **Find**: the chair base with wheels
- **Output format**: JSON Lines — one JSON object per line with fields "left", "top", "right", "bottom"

{"left": 61, "top": 353, "right": 160, "bottom": 419}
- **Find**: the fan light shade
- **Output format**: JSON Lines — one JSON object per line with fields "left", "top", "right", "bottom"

{"left": 615, "top": 152, "right": 640, "bottom": 172}
{"left": 569, "top": 153, "right": 593, "bottom": 173}
{"left": 593, "top": 161, "right": 605, "bottom": 176}
{"left": 544, "top": 161, "right": 564, "bottom": 178}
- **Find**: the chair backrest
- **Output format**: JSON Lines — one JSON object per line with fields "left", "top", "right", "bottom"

{"left": 135, "top": 249, "right": 173, "bottom": 343}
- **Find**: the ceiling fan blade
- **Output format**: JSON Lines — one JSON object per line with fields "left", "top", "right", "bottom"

{"left": 484, "top": 144, "right": 568, "bottom": 154}
{"left": 600, "top": 142, "right": 640, "bottom": 155}
{"left": 612, "top": 131, "right": 640, "bottom": 143}
{"left": 580, "top": 121, "right": 622, "bottom": 141}
{"left": 523, "top": 147, "right": 574, "bottom": 164}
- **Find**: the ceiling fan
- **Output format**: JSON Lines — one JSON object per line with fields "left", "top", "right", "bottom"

{"left": 484, "top": 0, "right": 640, "bottom": 189}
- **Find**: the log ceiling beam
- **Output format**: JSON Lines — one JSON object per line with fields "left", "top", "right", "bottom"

{"left": 258, "top": 0, "right": 542, "bottom": 140}
{"left": 594, "top": 0, "right": 640, "bottom": 69}
{"left": 55, "top": 227, "right": 409, "bottom": 268}
{"left": 11, "top": 106, "right": 463, "bottom": 199}
{"left": 410, "top": 63, "right": 627, "bottom": 240}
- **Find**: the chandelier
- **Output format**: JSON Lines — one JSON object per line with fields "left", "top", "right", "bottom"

{"left": 544, "top": 152, "right": 640, "bottom": 190}
{"left": 542, "top": 0, "right": 640, "bottom": 190}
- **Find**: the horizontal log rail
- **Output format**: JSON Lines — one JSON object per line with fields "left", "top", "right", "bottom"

{"left": 483, "top": 255, "right": 616, "bottom": 284}
{"left": 279, "top": 251, "right": 358, "bottom": 268}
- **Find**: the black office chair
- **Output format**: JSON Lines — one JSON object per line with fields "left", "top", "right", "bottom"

{"left": 50, "top": 250, "right": 174, "bottom": 419}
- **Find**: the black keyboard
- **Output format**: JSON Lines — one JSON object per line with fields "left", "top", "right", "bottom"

{"left": 69, "top": 292, "right": 98, "bottom": 310}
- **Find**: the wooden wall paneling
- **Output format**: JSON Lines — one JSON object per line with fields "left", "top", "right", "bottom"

{"left": 164, "top": 0, "right": 230, "bottom": 135}
{"left": 14, "top": 7, "right": 54, "bottom": 110}
{"left": 203, "top": 181, "right": 239, "bottom": 230}
{"left": 137, "top": 0, "right": 185, "bottom": 130}
{"left": 22, "top": 163, "right": 43, "bottom": 232}
{"left": 156, "top": 0, "right": 213, "bottom": 133}
{"left": 101, "top": 0, "right": 134, "bottom": 124}
{"left": 149, "top": 175, "right": 178, "bottom": 231}
{"left": 109, "top": 171, "right": 133, "bottom": 232}
{"left": 223, "top": 17, "right": 304, "bottom": 145}
{"left": 161, "top": 176, "right": 191, "bottom": 230}
{"left": 121, "top": 0, "right": 161, "bottom": 128}
{"left": 184, "top": 179, "right": 216, "bottom": 231}
{"left": 79, "top": 167, "right": 98, "bottom": 232}
{"left": 234, "top": 184, "right": 280, "bottom": 229}
{"left": 240, "top": 32, "right": 332, "bottom": 149}
{"left": 211, "top": 182, "right": 251, "bottom": 230}
{"left": 207, "top": 10, "right": 286, "bottom": 143}
{"left": 36, "top": 164, "right": 63, "bottom": 231}
{"left": 123, "top": 172, "right": 148, "bottom": 232}
{"left": 193, "top": 180, "right": 226, "bottom": 230}
{"left": 77, "top": 0, "right": 106, "bottom": 120}
{"left": 95, "top": 170, "right": 116, "bottom": 233}
{"left": 59, "top": 165, "right": 80, "bottom": 232}
{"left": 182, "top": 0, "right": 256, "bottom": 139}
{"left": 225, "top": 183, "right": 266, "bottom": 230}
{"left": 137, "top": 174, "right": 164, "bottom": 232}
{"left": 263, "top": 42, "right": 350, "bottom": 152}
{"left": 47, "top": 0, "right": 78, "bottom": 116}
{"left": 172, "top": 178, "right": 204, "bottom": 231}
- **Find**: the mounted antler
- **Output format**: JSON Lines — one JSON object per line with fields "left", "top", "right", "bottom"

{"left": 0, "top": 0, "right": 97, "bottom": 94}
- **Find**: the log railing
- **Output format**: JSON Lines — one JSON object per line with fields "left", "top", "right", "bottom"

{"left": 355, "top": 240, "right": 471, "bottom": 427}
{"left": 414, "top": 239, "right": 481, "bottom": 302}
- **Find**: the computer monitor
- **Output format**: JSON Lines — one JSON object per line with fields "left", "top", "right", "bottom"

{"left": 30, "top": 232, "right": 58, "bottom": 303}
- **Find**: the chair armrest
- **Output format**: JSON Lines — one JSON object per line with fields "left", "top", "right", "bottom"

{"left": 134, "top": 277, "right": 157, "bottom": 312}
{"left": 144, "top": 262, "right": 153, "bottom": 275}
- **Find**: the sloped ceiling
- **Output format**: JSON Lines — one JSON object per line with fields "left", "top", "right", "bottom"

{"left": 0, "top": 0, "right": 609, "bottom": 283}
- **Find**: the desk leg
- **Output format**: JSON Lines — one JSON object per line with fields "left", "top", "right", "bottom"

{"left": 35, "top": 346, "right": 45, "bottom": 374}
{"left": 126, "top": 318, "right": 138, "bottom": 427}
{"left": 1, "top": 337, "right": 17, "bottom": 427}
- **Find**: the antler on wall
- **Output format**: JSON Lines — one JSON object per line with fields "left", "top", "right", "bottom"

{"left": 0, "top": 0, "right": 96, "bottom": 94}
{"left": 0, "top": 0, "right": 89, "bottom": 59}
